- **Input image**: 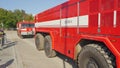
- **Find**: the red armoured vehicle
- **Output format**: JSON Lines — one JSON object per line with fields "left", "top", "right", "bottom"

{"left": 34, "top": 0, "right": 120, "bottom": 68}
{"left": 17, "top": 21, "right": 35, "bottom": 38}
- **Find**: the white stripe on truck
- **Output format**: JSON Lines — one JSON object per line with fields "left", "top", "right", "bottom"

{"left": 35, "top": 15, "right": 89, "bottom": 28}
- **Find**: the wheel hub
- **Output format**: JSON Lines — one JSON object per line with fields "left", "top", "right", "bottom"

{"left": 45, "top": 41, "right": 50, "bottom": 53}
{"left": 36, "top": 37, "right": 39, "bottom": 45}
{"left": 87, "top": 58, "right": 98, "bottom": 68}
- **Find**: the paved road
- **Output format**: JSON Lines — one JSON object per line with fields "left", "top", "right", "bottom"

{"left": 0, "top": 31, "right": 77, "bottom": 68}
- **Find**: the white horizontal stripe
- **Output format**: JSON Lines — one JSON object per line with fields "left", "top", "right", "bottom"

{"left": 35, "top": 20, "right": 60, "bottom": 27}
{"left": 79, "top": 15, "right": 88, "bottom": 27}
{"left": 35, "top": 15, "right": 89, "bottom": 27}
{"left": 61, "top": 17, "right": 78, "bottom": 27}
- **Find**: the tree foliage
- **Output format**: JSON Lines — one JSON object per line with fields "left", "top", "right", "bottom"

{"left": 0, "top": 8, "right": 34, "bottom": 29}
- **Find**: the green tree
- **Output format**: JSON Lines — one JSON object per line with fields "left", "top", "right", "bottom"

{"left": 0, "top": 8, "right": 34, "bottom": 29}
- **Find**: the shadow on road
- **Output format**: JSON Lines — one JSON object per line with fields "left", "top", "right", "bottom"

{"left": 0, "top": 41, "right": 17, "bottom": 51}
{"left": 57, "top": 53, "right": 78, "bottom": 68}
{"left": 0, "top": 41, "right": 17, "bottom": 68}
{"left": 21, "top": 35, "right": 34, "bottom": 39}
{"left": 0, "top": 59, "right": 14, "bottom": 68}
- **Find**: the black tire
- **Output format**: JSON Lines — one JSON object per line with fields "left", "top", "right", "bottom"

{"left": 44, "top": 35, "right": 56, "bottom": 58}
{"left": 78, "top": 44, "right": 115, "bottom": 68}
{"left": 35, "top": 33, "right": 44, "bottom": 50}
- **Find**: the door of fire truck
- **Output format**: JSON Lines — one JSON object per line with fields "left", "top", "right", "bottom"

{"left": 59, "top": 2, "right": 79, "bottom": 57}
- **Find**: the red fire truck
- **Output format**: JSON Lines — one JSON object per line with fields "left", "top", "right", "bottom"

{"left": 17, "top": 21, "right": 35, "bottom": 38}
{"left": 34, "top": 0, "right": 120, "bottom": 68}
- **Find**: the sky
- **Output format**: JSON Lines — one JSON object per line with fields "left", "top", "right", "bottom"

{"left": 0, "top": 0, "right": 67, "bottom": 15}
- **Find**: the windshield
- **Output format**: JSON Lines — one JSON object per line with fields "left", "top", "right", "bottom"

{"left": 21, "top": 23, "right": 34, "bottom": 28}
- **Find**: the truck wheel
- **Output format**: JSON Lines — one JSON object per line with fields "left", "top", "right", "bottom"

{"left": 78, "top": 44, "right": 114, "bottom": 68}
{"left": 44, "top": 35, "right": 56, "bottom": 58}
{"left": 35, "top": 33, "right": 44, "bottom": 50}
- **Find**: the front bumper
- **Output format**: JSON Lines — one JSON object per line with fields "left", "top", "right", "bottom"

{"left": 21, "top": 31, "right": 34, "bottom": 35}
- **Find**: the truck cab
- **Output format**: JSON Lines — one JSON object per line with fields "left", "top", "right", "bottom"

{"left": 17, "top": 21, "right": 35, "bottom": 38}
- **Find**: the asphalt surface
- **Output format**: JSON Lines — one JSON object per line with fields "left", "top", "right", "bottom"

{"left": 0, "top": 31, "right": 77, "bottom": 68}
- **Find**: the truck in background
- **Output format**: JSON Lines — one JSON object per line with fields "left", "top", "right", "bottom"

{"left": 17, "top": 21, "right": 35, "bottom": 38}
{"left": 34, "top": 0, "right": 120, "bottom": 68}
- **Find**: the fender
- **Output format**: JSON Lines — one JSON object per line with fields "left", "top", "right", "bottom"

{"left": 77, "top": 34, "right": 120, "bottom": 67}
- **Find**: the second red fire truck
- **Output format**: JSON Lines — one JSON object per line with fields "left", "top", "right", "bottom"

{"left": 34, "top": 0, "right": 120, "bottom": 68}
{"left": 17, "top": 21, "right": 35, "bottom": 38}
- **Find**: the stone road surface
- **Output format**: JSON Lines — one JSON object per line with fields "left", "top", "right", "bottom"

{"left": 0, "top": 31, "right": 77, "bottom": 68}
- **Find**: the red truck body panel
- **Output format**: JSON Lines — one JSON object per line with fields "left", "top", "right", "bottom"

{"left": 35, "top": 0, "right": 120, "bottom": 67}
